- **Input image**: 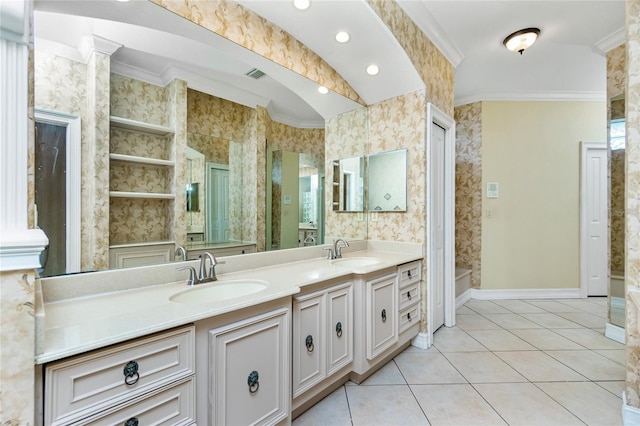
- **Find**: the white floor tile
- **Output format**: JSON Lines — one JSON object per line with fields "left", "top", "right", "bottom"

{"left": 433, "top": 329, "right": 487, "bottom": 352}
{"left": 593, "top": 349, "right": 627, "bottom": 366}
{"left": 494, "top": 350, "right": 587, "bottom": 382}
{"left": 345, "top": 385, "right": 429, "bottom": 426}
{"left": 555, "top": 311, "right": 607, "bottom": 328}
{"left": 394, "top": 351, "right": 467, "bottom": 385}
{"left": 474, "top": 383, "right": 584, "bottom": 426}
{"left": 520, "top": 313, "right": 584, "bottom": 329}
{"left": 491, "top": 300, "right": 546, "bottom": 313}
{"left": 509, "top": 329, "right": 585, "bottom": 350}
{"left": 360, "top": 360, "right": 406, "bottom": 385}
{"left": 465, "top": 300, "right": 512, "bottom": 314}
{"left": 454, "top": 314, "right": 501, "bottom": 330}
{"left": 552, "top": 328, "right": 626, "bottom": 350}
{"left": 525, "top": 300, "right": 583, "bottom": 313}
{"left": 595, "top": 381, "right": 625, "bottom": 399}
{"left": 443, "top": 352, "right": 526, "bottom": 383}
{"left": 293, "top": 387, "right": 352, "bottom": 426}
{"left": 465, "top": 329, "right": 536, "bottom": 351}
{"left": 411, "top": 384, "right": 507, "bottom": 426}
{"left": 481, "top": 313, "right": 543, "bottom": 329}
{"left": 545, "top": 350, "right": 626, "bottom": 381}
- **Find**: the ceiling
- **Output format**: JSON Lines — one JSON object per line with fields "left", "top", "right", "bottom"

{"left": 34, "top": 0, "right": 626, "bottom": 127}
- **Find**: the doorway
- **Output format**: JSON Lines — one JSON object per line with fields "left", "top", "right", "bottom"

{"left": 207, "top": 163, "right": 230, "bottom": 242}
{"left": 34, "top": 110, "right": 81, "bottom": 276}
{"left": 580, "top": 142, "right": 608, "bottom": 297}
{"left": 424, "top": 103, "right": 456, "bottom": 347}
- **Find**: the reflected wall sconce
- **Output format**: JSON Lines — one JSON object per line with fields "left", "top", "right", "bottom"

{"left": 503, "top": 27, "right": 540, "bottom": 55}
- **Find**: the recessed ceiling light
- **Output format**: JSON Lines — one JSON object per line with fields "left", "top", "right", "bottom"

{"left": 317, "top": 86, "right": 329, "bottom": 95}
{"left": 293, "top": 0, "right": 310, "bottom": 10}
{"left": 335, "top": 31, "right": 350, "bottom": 43}
{"left": 366, "top": 64, "right": 380, "bottom": 76}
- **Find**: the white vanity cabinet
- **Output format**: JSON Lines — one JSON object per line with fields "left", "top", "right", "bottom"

{"left": 292, "top": 282, "right": 353, "bottom": 399}
{"left": 398, "top": 261, "right": 421, "bottom": 335}
{"left": 44, "top": 325, "right": 195, "bottom": 426}
{"left": 205, "top": 305, "right": 290, "bottom": 426}
{"left": 366, "top": 273, "right": 398, "bottom": 360}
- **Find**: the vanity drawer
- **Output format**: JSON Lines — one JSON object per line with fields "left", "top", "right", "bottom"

{"left": 399, "top": 282, "right": 420, "bottom": 311}
{"left": 399, "top": 304, "right": 419, "bottom": 335}
{"left": 45, "top": 325, "right": 195, "bottom": 426}
{"left": 398, "top": 261, "right": 421, "bottom": 289}
{"left": 79, "top": 378, "right": 195, "bottom": 425}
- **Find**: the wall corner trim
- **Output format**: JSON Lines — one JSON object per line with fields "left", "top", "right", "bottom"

{"left": 623, "top": 392, "right": 640, "bottom": 426}
{"left": 0, "top": 229, "right": 49, "bottom": 272}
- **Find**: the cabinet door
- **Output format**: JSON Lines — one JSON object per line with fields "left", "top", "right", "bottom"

{"left": 209, "top": 308, "right": 290, "bottom": 426}
{"left": 366, "top": 275, "right": 398, "bottom": 360}
{"left": 292, "top": 293, "right": 326, "bottom": 398}
{"left": 327, "top": 284, "right": 353, "bottom": 376}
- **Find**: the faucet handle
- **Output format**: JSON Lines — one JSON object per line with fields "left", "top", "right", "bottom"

{"left": 177, "top": 266, "right": 197, "bottom": 286}
{"left": 323, "top": 247, "right": 335, "bottom": 260}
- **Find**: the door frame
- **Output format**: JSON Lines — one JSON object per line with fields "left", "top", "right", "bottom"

{"left": 425, "top": 103, "right": 456, "bottom": 346}
{"left": 579, "top": 141, "right": 608, "bottom": 298}
{"left": 34, "top": 109, "right": 81, "bottom": 274}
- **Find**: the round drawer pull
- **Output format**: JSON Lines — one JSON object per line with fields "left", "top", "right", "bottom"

{"left": 248, "top": 370, "right": 259, "bottom": 393}
{"left": 336, "top": 322, "right": 343, "bottom": 337}
{"left": 306, "top": 335, "right": 314, "bottom": 352}
{"left": 381, "top": 309, "right": 387, "bottom": 323}
{"left": 124, "top": 418, "right": 138, "bottom": 426}
{"left": 123, "top": 361, "right": 139, "bottom": 386}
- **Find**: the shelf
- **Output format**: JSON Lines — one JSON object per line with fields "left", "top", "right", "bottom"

{"left": 110, "top": 191, "right": 176, "bottom": 199}
{"left": 109, "top": 240, "right": 175, "bottom": 249}
{"left": 110, "top": 116, "right": 174, "bottom": 136}
{"left": 109, "top": 153, "right": 175, "bottom": 167}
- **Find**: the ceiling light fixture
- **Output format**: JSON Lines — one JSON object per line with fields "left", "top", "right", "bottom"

{"left": 335, "top": 31, "right": 350, "bottom": 43}
{"left": 366, "top": 64, "right": 379, "bottom": 76}
{"left": 503, "top": 27, "right": 540, "bottom": 55}
{"left": 293, "top": 0, "right": 311, "bottom": 10}
{"left": 317, "top": 86, "right": 329, "bottom": 95}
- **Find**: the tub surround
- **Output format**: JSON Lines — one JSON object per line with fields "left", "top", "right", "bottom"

{"left": 36, "top": 240, "right": 422, "bottom": 364}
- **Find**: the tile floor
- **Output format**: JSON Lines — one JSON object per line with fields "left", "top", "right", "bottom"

{"left": 293, "top": 298, "right": 625, "bottom": 426}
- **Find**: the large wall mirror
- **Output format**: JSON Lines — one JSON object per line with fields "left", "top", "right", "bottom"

{"left": 32, "top": 1, "right": 367, "bottom": 276}
{"left": 367, "top": 149, "right": 407, "bottom": 212}
{"left": 609, "top": 93, "right": 625, "bottom": 329}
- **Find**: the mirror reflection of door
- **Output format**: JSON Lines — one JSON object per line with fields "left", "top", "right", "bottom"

{"left": 35, "top": 121, "right": 67, "bottom": 277}
{"left": 207, "top": 164, "right": 230, "bottom": 242}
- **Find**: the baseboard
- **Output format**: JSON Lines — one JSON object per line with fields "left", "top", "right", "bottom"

{"left": 411, "top": 332, "right": 430, "bottom": 349}
{"left": 605, "top": 322, "right": 626, "bottom": 344}
{"left": 623, "top": 392, "right": 640, "bottom": 426}
{"left": 468, "top": 288, "right": 582, "bottom": 300}
{"left": 456, "top": 288, "right": 473, "bottom": 309}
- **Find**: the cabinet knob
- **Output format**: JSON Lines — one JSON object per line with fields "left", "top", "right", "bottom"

{"left": 381, "top": 309, "right": 387, "bottom": 323}
{"left": 305, "top": 335, "right": 314, "bottom": 352}
{"left": 407, "top": 291, "right": 412, "bottom": 300}
{"left": 124, "top": 418, "right": 138, "bottom": 426}
{"left": 408, "top": 312, "right": 412, "bottom": 321}
{"left": 123, "top": 361, "right": 140, "bottom": 386}
{"left": 408, "top": 270, "right": 412, "bottom": 279}
{"left": 247, "top": 370, "right": 259, "bottom": 393}
{"left": 336, "top": 322, "right": 343, "bottom": 338}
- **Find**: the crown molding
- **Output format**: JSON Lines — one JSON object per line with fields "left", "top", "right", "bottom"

{"left": 396, "top": 0, "right": 464, "bottom": 68}
{"left": 79, "top": 35, "right": 122, "bottom": 62}
{"left": 455, "top": 91, "right": 606, "bottom": 107}
{"left": 593, "top": 27, "right": 626, "bottom": 55}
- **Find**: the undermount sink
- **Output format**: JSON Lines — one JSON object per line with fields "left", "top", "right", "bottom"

{"left": 169, "top": 280, "right": 269, "bottom": 304}
{"left": 331, "top": 257, "right": 381, "bottom": 268}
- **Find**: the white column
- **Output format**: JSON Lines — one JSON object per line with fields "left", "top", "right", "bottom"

{"left": 0, "top": 0, "right": 48, "bottom": 271}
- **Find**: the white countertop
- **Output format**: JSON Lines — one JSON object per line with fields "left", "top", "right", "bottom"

{"left": 36, "top": 249, "right": 421, "bottom": 364}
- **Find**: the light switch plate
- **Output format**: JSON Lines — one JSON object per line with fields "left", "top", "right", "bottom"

{"left": 487, "top": 182, "right": 499, "bottom": 198}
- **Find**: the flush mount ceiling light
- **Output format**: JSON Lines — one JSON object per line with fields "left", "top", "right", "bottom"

{"left": 317, "top": 86, "right": 329, "bottom": 94}
{"left": 366, "top": 64, "right": 379, "bottom": 76}
{"left": 293, "top": 0, "right": 311, "bottom": 10}
{"left": 503, "top": 27, "right": 540, "bottom": 55}
{"left": 335, "top": 31, "right": 350, "bottom": 43}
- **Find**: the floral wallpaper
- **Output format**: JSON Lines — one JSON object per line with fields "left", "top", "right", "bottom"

{"left": 454, "top": 102, "right": 482, "bottom": 288}
{"left": 325, "top": 107, "right": 368, "bottom": 240}
{"left": 607, "top": 44, "right": 626, "bottom": 276}
{"left": 0, "top": 270, "right": 37, "bottom": 425}
{"left": 150, "top": 0, "right": 363, "bottom": 106}
{"left": 625, "top": 0, "right": 640, "bottom": 409}
{"left": 110, "top": 73, "right": 169, "bottom": 126}
{"left": 367, "top": 0, "right": 454, "bottom": 117}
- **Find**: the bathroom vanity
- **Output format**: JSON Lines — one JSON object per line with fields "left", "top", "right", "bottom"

{"left": 36, "top": 242, "right": 422, "bottom": 425}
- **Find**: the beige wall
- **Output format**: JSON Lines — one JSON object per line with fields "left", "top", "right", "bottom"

{"left": 481, "top": 101, "right": 606, "bottom": 290}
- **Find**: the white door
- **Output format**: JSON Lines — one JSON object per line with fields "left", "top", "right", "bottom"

{"left": 207, "top": 165, "right": 230, "bottom": 242}
{"left": 431, "top": 122, "right": 446, "bottom": 330}
{"left": 580, "top": 142, "right": 608, "bottom": 296}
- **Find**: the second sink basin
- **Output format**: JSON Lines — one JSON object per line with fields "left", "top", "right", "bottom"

{"left": 169, "top": 280, "right": 269, "bottom": 304}
{"left": 331, "top": 257, "right": 381, "bottom": 268}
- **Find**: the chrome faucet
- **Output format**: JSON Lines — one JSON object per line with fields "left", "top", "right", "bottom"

{"left": 176, "top": 266, "right": 197, "bottom": 286}
{"left": 198, "top": 252, "right": 218, "bottom": 283}
{"left": 175, "top": 245, "right": 187, "bottom": 261}
{"left": 334, "top": 239, "right": 349, "bottom": 259}
{"left": 325, "top": 239, "right": 350, "bottom": 260}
